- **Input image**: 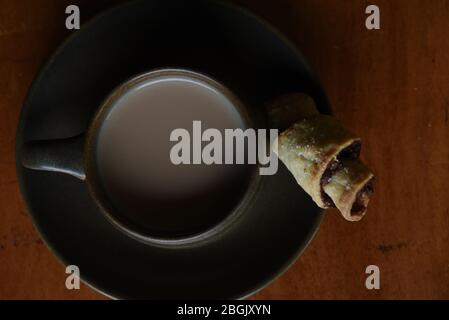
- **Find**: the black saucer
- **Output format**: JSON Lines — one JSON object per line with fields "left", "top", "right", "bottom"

{"left": 16, "top": 0, "right": 329, "bottom": 299}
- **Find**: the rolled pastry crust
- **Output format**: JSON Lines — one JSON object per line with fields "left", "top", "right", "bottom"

{"left": 273, "top": 115, "right": 361, "bottom": 208}
{"left": 323, "top": 159, "right": 374, "bottom": 222}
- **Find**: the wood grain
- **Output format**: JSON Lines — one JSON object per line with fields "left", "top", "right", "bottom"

{"left": 1, "top": 0, "right": 448, "bottom": 299}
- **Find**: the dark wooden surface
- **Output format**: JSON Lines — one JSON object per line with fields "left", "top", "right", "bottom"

{"left": 1, "top": 0, "right": 449, "bottom": 299}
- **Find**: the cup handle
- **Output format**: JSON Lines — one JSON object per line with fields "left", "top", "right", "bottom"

{"left": 21, "top": 134, "right": 86, "bottom": 180}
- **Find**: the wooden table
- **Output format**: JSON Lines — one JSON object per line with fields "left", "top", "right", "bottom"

{"left": 1, "top": 0, "right": 448, "bottom": 300}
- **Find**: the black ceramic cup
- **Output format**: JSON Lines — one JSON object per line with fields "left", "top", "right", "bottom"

{"left": 21, "top": 68, "right": 262, "bottom": 246}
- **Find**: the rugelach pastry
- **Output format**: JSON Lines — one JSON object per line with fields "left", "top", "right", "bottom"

{"left": 269, "top": 93, "right": 374, "bottom": 221}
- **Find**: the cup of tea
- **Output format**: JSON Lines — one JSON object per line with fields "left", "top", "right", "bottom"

{"left": 21, "top": 68, "right": 263, "bottom": 246}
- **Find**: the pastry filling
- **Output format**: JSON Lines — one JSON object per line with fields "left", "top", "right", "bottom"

{"left": 321, "top": 159, "right": 339, "bottom": 207}
{"left": 337, "top": 141, "right": 361, "bottom": 161}
{"left": 351, "top": 179, "right": 374, "bottom": 217}
{"left": 320, "top": 141, "right": 362, "bottom": 207}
